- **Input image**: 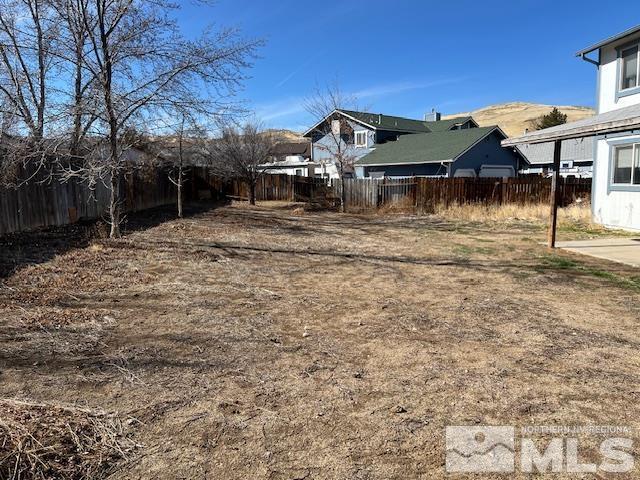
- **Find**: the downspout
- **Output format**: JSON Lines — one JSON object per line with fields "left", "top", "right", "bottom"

{"left": 578, "top": 49, "right": 600, "bottom": 224}
{"left": 440, "top": 161, "right": 449, "bottom": 178}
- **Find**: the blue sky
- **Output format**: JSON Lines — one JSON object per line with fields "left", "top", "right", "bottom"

{"left": 178, "top": 0, "right": 638, "bottom": 132}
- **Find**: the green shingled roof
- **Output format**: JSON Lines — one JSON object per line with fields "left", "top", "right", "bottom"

{"left": 424, "top": 117, "right": 474, "bottom": 132}
{"left": 339, "top": 109, "right": 472, "bottom": 134}
{"left": 356, "top": 127, "right": 500, "bottom": 166}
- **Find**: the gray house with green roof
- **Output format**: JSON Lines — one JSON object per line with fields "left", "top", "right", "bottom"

{"left": 303, "top": 109, "right": 525, "bottom": 179}
{"left": 358, "top": 126, "right": 526, "bottom": 178}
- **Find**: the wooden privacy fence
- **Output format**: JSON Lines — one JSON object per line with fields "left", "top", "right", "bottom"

{"left": 0, "top": 164, "right": 227, "bottom": 236}
{"left": 0, "top": 169, "right": 329, "bottom": 236}
{"left": 340, "top": 177, "right": 417, "bottom": 210}
{"left": 0, "top": 166, "right": 591, "bottom": 236}
{"left": 339, "top": 177, "right": 592, "bottom": 213}
{"left": 227, "top": 174, "right": 328, "bottom": 202}
{"left": 0, "top": 164, "right": 173, "bottom": 236}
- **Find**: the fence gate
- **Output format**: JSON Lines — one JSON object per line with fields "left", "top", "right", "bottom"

{"left": 377, "top": 178, "right": 417, "bottom": 208}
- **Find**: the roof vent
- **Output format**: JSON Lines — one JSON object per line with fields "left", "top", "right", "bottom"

{"left": 424, "top": 108, "right": 441, "bottom": 122}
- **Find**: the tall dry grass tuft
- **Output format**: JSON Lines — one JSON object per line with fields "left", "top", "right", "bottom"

{"left": 376, "top": 197, "right": 418, "bottom": 215}
{"left": 435, "top": 201, "right": 597, "bottom": 229}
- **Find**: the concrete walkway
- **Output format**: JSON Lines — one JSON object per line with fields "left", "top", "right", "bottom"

{"left": 556, "top": 238, "right": 640, "bottom": 268}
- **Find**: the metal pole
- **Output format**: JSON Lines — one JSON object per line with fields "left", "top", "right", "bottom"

{"left": 548, "top": 140, "right": 562, "bottom": 248}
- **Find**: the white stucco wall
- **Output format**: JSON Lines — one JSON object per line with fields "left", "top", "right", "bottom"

{"left": 592, "top": 135, "right": 640, "bottom": 231}
{"left": 597, "top": 34, "right": 640, "bottom": 113}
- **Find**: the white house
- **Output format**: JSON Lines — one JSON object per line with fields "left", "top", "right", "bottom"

{"left": 518, "top": 138, "right": 594, "bottom": 178}
{"left": 504, "top": 25, "right": 640, "bottom": 232}
{"left": 261, "top": 142, "right": 316, "bottom": 177}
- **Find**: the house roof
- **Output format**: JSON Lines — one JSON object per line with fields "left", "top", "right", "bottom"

{"left": 502, "top": 103, "right": 640, "bottom": 146}
{"left": 339, "top": 109, "right": 432, "bottom": 133}
{"left": 271, "top": 142, "right": 311, "bottom": 157}
{"left": 425, "top": 117, "right": 476, "bottom": 132}
{"left": 356, "top": 126, "right": 503, "bottom": 166}
{"left": 517, "top": 138, "right": 594, "bottom": 166}
{"left": 576, "top": 24, "right": 640, "bottom": 57}
{"left": 303, "top": 109, "right": 473, "bottom": 136}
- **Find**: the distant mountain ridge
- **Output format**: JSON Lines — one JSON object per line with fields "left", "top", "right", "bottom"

{"left": 265, "top": 129, "right": 306, "bottom": 142}
{"left": 443, "top": 102, "right": 595, "bottom": 138}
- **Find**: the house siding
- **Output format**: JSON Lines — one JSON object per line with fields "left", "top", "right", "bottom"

{"left": 451, "top": 131, "right": 522, "bottom": 176}
{"left": 311, "top": 120, "right": 376, "bottom": 167}
{"left": 598, "top": 33, "right": 640, "bottom": 114}
{"left": 592, "top": 133, "right": 640, "bottom": 231}
{"left": 311, "top": 118, "right": 418, "bottom": 179}
{"left": 364, "top": 163, "right": 448, "bottom": 177}
{"left": 589, "top": 31, "right": 640, "bottom": 230}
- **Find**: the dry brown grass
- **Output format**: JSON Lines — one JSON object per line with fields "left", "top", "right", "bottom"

{"left": 433, "top": 200, "right": 611, "bottom": 232}
{"left": 1, "top": 202, "right": 639, "bottom": 479}
{"left": 376, "top": 197, "right": 418, "bottom": 215}
{"left": 0, "top": 400, "right": 137, "bottom": 480}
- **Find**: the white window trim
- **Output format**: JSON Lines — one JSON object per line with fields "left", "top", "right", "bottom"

{"left": 611, "top": 142, "right": 639, "bottom": 186}
{"left": 354, "top": 130, "right": 368, "bottom": 148}
{"left": 560, "top": 160, "right": 574, "bottom": 169}
{"left": 619, "top": 42, "right": 640, "bottom": 92}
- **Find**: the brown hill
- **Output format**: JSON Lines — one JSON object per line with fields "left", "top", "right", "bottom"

{"left": 265, "top": 129, "right": 305, "bottom": 142}
{"left": 443, "top": 102, "right": 595, "bottom": 138}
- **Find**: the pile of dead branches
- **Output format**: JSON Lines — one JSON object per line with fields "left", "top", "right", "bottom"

{"left": 0, "top": 399, "right": 138, "bottom": 479}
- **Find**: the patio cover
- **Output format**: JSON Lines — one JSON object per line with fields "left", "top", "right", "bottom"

{"left": 502, "top": 103, "right": 640, "bottom": 146}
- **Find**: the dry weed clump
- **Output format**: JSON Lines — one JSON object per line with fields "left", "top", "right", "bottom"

{"left": 376, "top": 197, "right": 417, "bottom": 215}
{"left": 435, "top": 201, "right": 596, "bottom": 227}
{"left": 0, "top": 400, "right": 138, "bottom": 480}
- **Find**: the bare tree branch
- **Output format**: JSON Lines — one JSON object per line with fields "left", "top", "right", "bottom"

{"left": 207, "top": 120, "right": 276, "bottom": 206}
{"left": 304, "top": 81, "right": 359, "bottom": 212}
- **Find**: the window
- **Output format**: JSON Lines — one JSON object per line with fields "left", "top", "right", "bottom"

{"left": 561, "top": 161, "right": 574, "bottom": 170}
{"left": 355, "top": 131, "right": 367, "bottom": 148}
{"left": 295, "top": 169, "right": 303, "bottom": 176}
{"left": 612, "top": 144, "right": 640, "bottom": 185}
{"left": 620, "top": 45, "right": 640, "bottom": 91}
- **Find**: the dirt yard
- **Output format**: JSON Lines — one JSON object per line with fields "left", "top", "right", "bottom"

{"left": 1, "top": 202, "right": 640, "bottom": 479}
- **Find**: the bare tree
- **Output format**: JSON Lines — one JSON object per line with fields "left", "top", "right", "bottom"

{"left": 154, "top": 112, "right": 207, "bottom": 218}
{"left": 65, "top": 0, "right": 260, "bottom": 237}
{"left": 172, "top": 116, "right": 187, "bottom": 219}
{"left": 304, "top": 81, "right": 359, "bottom": 212}
{"left": 0, "top": 0, "right": 65, "bottom": 186}
{"left": 0, "top": 0, "right": 59, "bottom": 144}
{"left": 208, "top": 121, "right": 276, "bottom": 206}
{"left": 0, "top": 0, "right": 101, "bottom": 190}
{"left": 51, "top": 0, "right": 99, "bottom": 158}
